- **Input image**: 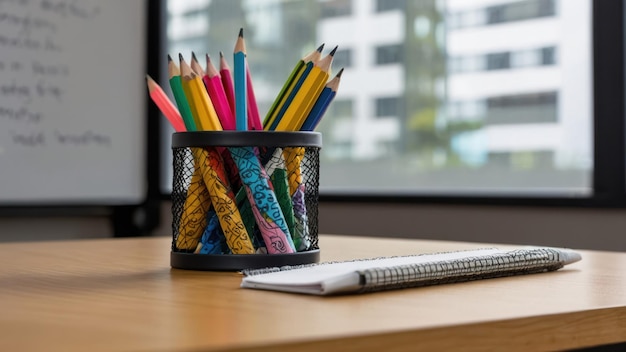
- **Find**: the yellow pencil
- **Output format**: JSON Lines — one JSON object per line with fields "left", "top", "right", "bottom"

{"left": 274, "top": 46, "right": 336, "bottom": 132}
{"left": 178, "top": 54, "right": 204, "bottom": 131}
{"left": 263, "top": 44, "right": 324, "bottom": 130}
{"left": 175, "top": 162, "right": 211, "bottom": 250}
{"left": 180, "top": 54, "right": 222, "bottom": 131}
{"left": 181, "top": 55, "right": 254, "bottom": 253}
{"left": 274, "top": 67, "right": 328, "bottom": 132}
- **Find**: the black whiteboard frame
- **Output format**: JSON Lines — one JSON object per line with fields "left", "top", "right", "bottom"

{"left": 0, "top": 1, "right": 164, "bottom": 236}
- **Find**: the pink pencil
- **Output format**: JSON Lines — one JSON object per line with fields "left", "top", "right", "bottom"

{"left": 219, "top": 51, "right": 236, "bottom": 118}
{"left": 145, "top": 75, "right": 186, "bottom": 132}
{"left": 244, "top": 62, "right": 263, "bottom": 131}
{"left": 204, "top": 54, "right": 236, "bottom": 131}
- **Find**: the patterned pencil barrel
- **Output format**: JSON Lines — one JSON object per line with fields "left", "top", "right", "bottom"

{"left": 170, "top": 131, "right": 322, "bottom": 271}
{"left": 195, "top": 148, "right": 255, "bottom": 254}
{"left": 282, "top": 147, "right": 310, "bottom": 251}
{"left": 173, "top": 156, "right": 211, "bottom": 251}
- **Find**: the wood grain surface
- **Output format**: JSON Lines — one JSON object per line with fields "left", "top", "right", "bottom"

{"left": 1, "top": 235, "right": 625, "bottom": 351}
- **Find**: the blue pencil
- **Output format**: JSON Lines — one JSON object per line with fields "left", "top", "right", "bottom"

{"left": 300, "top": 68, "right": 343, "bottom": 131}
{"left": 234, "top": 28, "right": 247, "bottom": 131}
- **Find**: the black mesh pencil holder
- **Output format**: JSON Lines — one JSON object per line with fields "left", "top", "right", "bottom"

{"left": 170, "top": 131, "right": 322, "bottom": 271}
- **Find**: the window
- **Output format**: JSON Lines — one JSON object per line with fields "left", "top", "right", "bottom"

{"left": 375, "top": 44, "right": 403, "bottom": 65}
{"left": 452, "top": 0, "right": 556, "bottom": 29}
{"left": 452, "top": 46, "right": 557, "bottom": 73}
{"left": 320, "top": 0, "right": 351, "bottom": 18}
{"left": 486, "top": 92, "right": 558, "bottom": 124}
{"left": 541, "top": 47, "right": 556, "bottom": 65}
{"left": 375, "top": 97, "right": 404, "bottom": 118}
{"left": 486, "top": 0, "right": 556, "bottom": 25}
{"left": 376, "top": 0, "right": 405, "bottom": 13}
{"left": 163, "top": 0, "right": 598, "bottom": 200}
{"left": 486, "top": 52, "right": 511, "bottom": 70}
{"left": 329, "top": 99, "right": 353, "bottom": 118}
{"left": 332, "top": 48, "right": 352, "bottom": 69}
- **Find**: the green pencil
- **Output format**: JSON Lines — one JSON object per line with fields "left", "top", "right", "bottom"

{"left": 167, "top": 54, "right": 197, "bottom": 131}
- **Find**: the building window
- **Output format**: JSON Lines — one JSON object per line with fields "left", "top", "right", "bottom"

{"left": 332, "top": 48, "right": 352, "bottom": 69}
{"left": 375, "top": 96, "right": 404, "bottom": 118}
{"left": 320, "top": 0, "right": 351, "bottom": 18}
{"left": 375, "top": 44, "right": 403, "bottom": 65}
{"left": 376, "top": 0, "right": 405, "bottom": 13}
{"left": 541, "top": 47, "right": 556, "bottom": 65}
{"left": 486, "top": 0, "right": 556, "bottom": 25}
{"left": 486, "top": 6, "right": 505, "bottom": 24}
{"left": 453, "top": 46, "right": 558, "bottom": 73}
{"left": 486, "top": 92, "right": 558, "bottom": 125}
{"left": 486, "top": 52, "right": 511, "bottom": 70}
{"left": 330, "top": 99, "right": 353, "bottom": 118}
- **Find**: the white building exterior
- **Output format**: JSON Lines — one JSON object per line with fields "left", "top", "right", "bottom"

{"left": 317, "top": 0, "right": 403, "bottom": 159}
{"left": 446, "top": 0, "right": 592, "bottom": 169}
{"left": 166, "top": 0, "right": 592, "bottom": 170}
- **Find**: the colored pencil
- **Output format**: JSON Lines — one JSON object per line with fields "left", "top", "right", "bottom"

{"left": 146, "top": 74, "right": 211, "bottom": 251}
{"left": 234, "top": 28, "right": 247, "bottom": 131}
{"left": 180, "top": 54, "right": 222, "bottom": 131}
{"left": 236, "top": 32, "right": 263, "bottom": 130}
{"left": 229, "top": 146, "right": 296, "bottom": 253}
{"left": 196, "top": 146, "right": 255, "bottom": 254}
{"left": 315, "top": 45, "right": 338, "bottom": 77}
{"left": 181, "top": 55, "right": 255, "bottom": 254}
{"left": 267, "top": 61, "right": 314, "bottom": 131}
{"left": 167, "top": 55, "right": 197, "bottom": 131}
{"left": 263, "top": 44, "right": 324, "bottom": 130}
{"left": 300, "top": 68, "right": 343, "bottom": 131}
{"left": 274, "top": 45, "right": 336, "bottom": 132}
{"left": 274, "top": 46, "right": 337, "bottom": 251}
{"left": 219, "top": 51, "right": 236, "bottom": 117}
{"left": 145, "top": 75, "right": 186, "bottom": 133}
{"left": 190, "top": 51, "right": 205, "bottom": 76}
{"left": 205, "top": 53, "right": 244, "bottom": 198}
{"left": 205, "top": 54, "right": 236, "bottom": 130}
{"left": 178, "top": 54, "right": 203, "bottom": 130}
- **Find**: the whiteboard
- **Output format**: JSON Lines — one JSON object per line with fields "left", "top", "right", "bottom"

{"left": 0, "top": 0, "right": 147, "bottom": 205}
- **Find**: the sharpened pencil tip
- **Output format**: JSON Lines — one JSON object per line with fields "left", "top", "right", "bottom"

{"left": 337, "top": 68, "right": 344, "bottom": 77}
{"left": 178, "top": 53, "right": 185, "bottom": 62}
{"left": 206, "top": 53, "right": 211, "bottom": 62}
{"left": 191, "top": 51, "right": 198, "bottom": 62}
{"left": 219, "top": 51, "right": 224, "bottom": 58}
{"left": 167, "top": 54, "right": 173, "bottom": 62}
{"left": 329, "top": 45, "right": 338, "bottom": 56}
{"left": 317, "top": 43, "right": 325, "bottom": 52}
{"left": 239, "top": 28, "right": 244, "bottom": 37}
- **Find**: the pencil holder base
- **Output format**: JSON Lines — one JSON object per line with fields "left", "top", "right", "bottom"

{"left": 170, "top": 250, "right": 320, "bottom": 271}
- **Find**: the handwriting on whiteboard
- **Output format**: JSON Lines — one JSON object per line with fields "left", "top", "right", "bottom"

{"left": 0, "top": 0, "right": 110, "bottom": 148}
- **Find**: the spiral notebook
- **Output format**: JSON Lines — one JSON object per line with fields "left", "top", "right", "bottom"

{"left": 241, "top": 247, "right": 582, "bottom": 295}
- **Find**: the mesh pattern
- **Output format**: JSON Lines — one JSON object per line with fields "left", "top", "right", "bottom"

{"left": 172, "top": 144, "right": 320, "bottom": 254}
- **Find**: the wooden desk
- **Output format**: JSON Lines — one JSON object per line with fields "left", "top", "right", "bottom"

{"left": 1, "top": 235, "right": 625, "bottom": 352}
